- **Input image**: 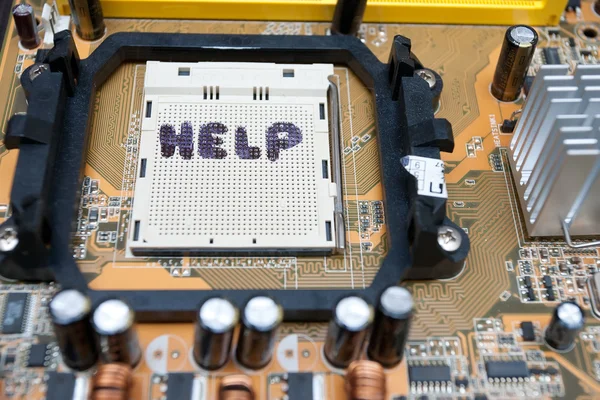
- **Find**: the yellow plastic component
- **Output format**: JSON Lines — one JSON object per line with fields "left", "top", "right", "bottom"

{"left": 57, "top": 0, "right": 566, "bottom": 26}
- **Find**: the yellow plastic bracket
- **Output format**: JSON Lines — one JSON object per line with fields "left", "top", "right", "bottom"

{"left": 57, "top": 0, "right": 566, "bottom": 26}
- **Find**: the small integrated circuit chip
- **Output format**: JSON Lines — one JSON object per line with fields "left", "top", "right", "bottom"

{"left": 4, "top": 354, "right": 16, "bottom": 366}
{"left": 408, "top": 364, "right": 452, "bottom": 383}
{"left": 45, "top": 372, "right": 76, "bottom": 400}
{"left": 542, "top": 47, "right": 561, "bottom": 65}
{"left": 286, "top": 373, "right": 313, "bottom": 400}
{"left": 27, "top": 343, "right": 49, "bottom": 367}
{"left": 521, "top": 321, "right": 536, "bottom": 342}
{"left": 166, "top": 373, "right": 194, "bottom": 399}
{"left": 498, "top": 334, "right": 516, "bottom": 346}
{"left": 485, "top": 360, "right": 530, "bottom": 380}
{"left": 1, "top": 292, "right": 29, "bottom": 334}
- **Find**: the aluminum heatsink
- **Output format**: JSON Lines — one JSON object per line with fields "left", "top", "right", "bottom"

{"left": 509, "top": 64, "right": 600, "bottom": 237}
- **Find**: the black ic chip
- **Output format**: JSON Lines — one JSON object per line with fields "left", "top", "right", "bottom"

{"left": 526, "top": 287, "right": 536, "bottom": 301}
{"left": 455, "top": 376, "right": 469, "bottom": 387}
{"left": 45, "top": 372, "right": 76, "bottom": 400}
{"left": 542, "top": 275, "right": 553, "bottom": 288}
{"left": 500, "top": 119, "right": 517, "bottom": 133}
{"left": 541, "top": 275, "right": 556, "bottom": 301}
{"left": 166, "top": 373, "right": 194, "bottom": 399}
{"left": 542, "top": 48, "right": 561, "bottom": 65}
{"left": 523, "top": 76, "right": 535, "bottom": 96}
{"left": 287, "top": 373, "right": 313, "bottom": 400}
{"left": 408, "top": 364, "right": 451, "bottom": 383}
{"left": 498, "top": 334, "right": 515, "bottom": 346}
{"left": 485, "top": 360, "right": 530, "bottom": 379}
{"left": 520, "top": 321, "right": 536, "bottom": 342}
{"left": 566, "top": 0, "right": 580, "bottom": 10}
{"left": 546, "top": 366, "right": 559, "bottom": 375}
{"left": 547, "top": 28, "right": 560, "bottom": 36}
{"left": 4, "top": 354, "right": 16, "bottom": 366}
{"left": 1, "top": 292, "right": 29, "bottom": 334}
{"left": 27, "top": 343, "right": 48, "bottom": 367}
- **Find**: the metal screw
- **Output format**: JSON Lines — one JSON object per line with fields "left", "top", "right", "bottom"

{"left": 0, "top": 227, "right": 18, "bottom": 252}
{"left": 437, "top": 226, "right": 461, "bottom": 252}
{"left": 29, "top": 64, "right": 49, "bottom": 81}
{"left": 416, "top": 69, "right": 436, "bottom": 89}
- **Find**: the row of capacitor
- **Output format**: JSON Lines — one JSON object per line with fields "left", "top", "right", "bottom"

{"left": 49, "top": 286, "right": 413, "bottom": 371}
{"left": 13, "top": 1, "right": 104, "bottom": 51}
{"left": 47, "top": 284, "right": 587, "bottom": 399}
{"left": 48, "top": 287, "right": 413, "bottom": 394}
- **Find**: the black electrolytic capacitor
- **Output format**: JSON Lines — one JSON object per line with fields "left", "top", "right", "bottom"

{"left": 67, "top": 0, "right": 105, "bottom": 41}
{"left": 491, "top": 25, "right": 538, "bottom": 102}
{"left": 367, "top": 286, "right": 413, "bottom": 367}
{"left": 235, "top": 296, "right": 283, "bottom": 370}
{"left": 193, "top": 296, "right": 239, "bottom": 370}
{"left": 12, "top": 4, "right": 40, "bottom": 49}
{"left": 92, "top": 299, "right": 142, "bottom": 366}
{"left": 544, "top": 301, "right": 585, "bottom": 351}
{"left": 323, "top": 295, "right": 374, "bottom": 368}
{"left": 331, "top": 0, "right": 368, "bottom": 36}
{"left": 49, "top": 289, "right": 99, "bottom": 371}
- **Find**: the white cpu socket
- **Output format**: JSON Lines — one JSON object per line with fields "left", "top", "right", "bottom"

{"left": 128, "top": 61, "right": 338, "bottom": 255}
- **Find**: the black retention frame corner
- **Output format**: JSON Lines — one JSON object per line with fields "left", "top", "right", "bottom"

{"left": 0, "top": 31, "right": 468, "bottom": 322}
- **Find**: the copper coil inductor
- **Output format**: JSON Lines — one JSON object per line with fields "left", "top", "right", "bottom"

{"left": 90, "top": 363, "right": 132, "bottom": 400}
{"left": 345, "top": 360, "right": 387, "bottom": 400}
{"left": 219, "top": 374, "right": 255, "bottom": 400}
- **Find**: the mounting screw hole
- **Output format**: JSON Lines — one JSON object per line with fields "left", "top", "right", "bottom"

{"left": 583, "top": 27, "right": 598, "bottom": 38}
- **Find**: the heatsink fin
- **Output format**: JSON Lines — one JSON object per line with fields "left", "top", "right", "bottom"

{"left": 509, "top": 65, "right": 600, "bottom": 237}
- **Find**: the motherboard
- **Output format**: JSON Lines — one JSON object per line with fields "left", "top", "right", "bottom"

{"left": 0, "top": 0, "right": 599, "bottom": 398}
